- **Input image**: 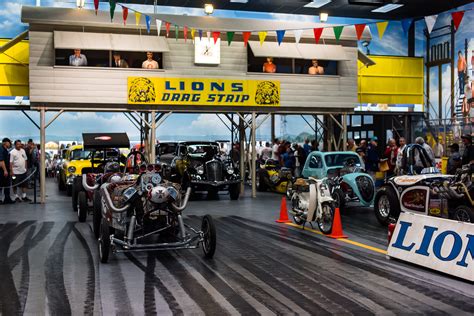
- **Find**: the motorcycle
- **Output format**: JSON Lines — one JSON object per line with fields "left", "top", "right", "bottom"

{"left": 257, "top": 159, "right": 292, "bottom": 194}
{"left": 97, "top": 166, "right": 216, "bottom": 263}
{"left": 287, "top": 177, "right": 335, "bottom": 234}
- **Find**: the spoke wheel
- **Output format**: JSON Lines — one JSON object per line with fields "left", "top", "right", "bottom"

{"left": 201, "top": 215, "right": 216, "bottom": 259}
{"left": 317, "top": 203, "right": 334, "bottom": 235}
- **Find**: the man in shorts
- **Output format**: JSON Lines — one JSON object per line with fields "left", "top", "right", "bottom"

{"left": 10, "top": 140, "right": 30, "bottom": 202}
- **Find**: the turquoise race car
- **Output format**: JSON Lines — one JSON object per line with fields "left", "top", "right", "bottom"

{"left": 301, "top": 151, "right": 375, "bottom": 210}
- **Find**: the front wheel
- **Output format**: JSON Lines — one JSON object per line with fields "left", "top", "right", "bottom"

{"left": 229, "top": 184, "right": 240, "bottom": 200}
{"left": 201, "top": 215, "right": 216, "bottom": 259}
{"left": 92, "top": 190, "right": 102, "bottom": 239}
{"left": 332, "top": 188, "right": 346, "bottom": 210}
{"left": 317, "top": 203, "right": 334, "bottom": 235}
{"left": 452, "top": 205, "right": 474, "bottom": 223}
{"left": 98, "top": 218, "right": 111, "bottom": 263}
{"left": 374, "top": 186, "right": 400, "bottom": 226}
{"left": 292, "top": 215, "right": 305, "bottom": 226}
{"left": 77, "top": 191, "right": 88, "bottom": 222}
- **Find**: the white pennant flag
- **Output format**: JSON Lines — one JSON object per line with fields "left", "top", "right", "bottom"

{"left": 156, "top": 19, "right": 162, "bottom": 36}
{"left": 293, "top": 29, "right": 303, "bottom": 44}
{"left": 206, "top": 31, "right": 211, "bottom": 41}
{"left": 425, "top": 15, "right": 437, "bottom": 34}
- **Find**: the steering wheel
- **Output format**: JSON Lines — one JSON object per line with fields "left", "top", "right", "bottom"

{"left": 125, "top": 150, "right": 148, "bottom": 174}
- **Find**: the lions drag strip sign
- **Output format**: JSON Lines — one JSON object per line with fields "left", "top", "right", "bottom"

{"left": 388, "top": 212, "right": 474, "bottom": 281}
{"left": 127, "top": 77, "right": 280, "bottom": 107}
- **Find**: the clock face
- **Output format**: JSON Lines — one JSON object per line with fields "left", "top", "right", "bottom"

{"left": 194, "top": 37, "right": 221, "bottom": 65}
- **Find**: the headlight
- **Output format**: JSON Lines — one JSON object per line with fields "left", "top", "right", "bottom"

{"left": 68, "top": 166, "right": 76, "bottom": 173}
{"left": 196, "top": 166, "right": 204, "bottom": 175}
{"left": 227, "top": 166, "right": 234, "bottom": 174}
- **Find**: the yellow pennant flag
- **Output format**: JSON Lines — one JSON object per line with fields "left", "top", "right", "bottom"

{"left": 376, "top": 21, "right": 389, "bottom": 39}
{"left": 191, "top": 28, "right": 196, "bottom": 42}
{"left": 135, "top": 11, "right": 141, "bottom": 26}
{"left": 258, "top": 31, "right": 267, "bottom": 45}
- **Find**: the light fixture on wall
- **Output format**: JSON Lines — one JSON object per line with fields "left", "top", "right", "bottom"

{"left": 319, "top": 12, "right": 328, "bottom": 22}
{"left": 204, "top": 4, "right": 214, "bottom": 15}
{"left": 304, "top": 0, "right": 332, "bottom": 8}
{"left": 362, "top": 40, "right": 371, "bottom": 55}
{"left": 76, "top": 0, "right": 85, "bottom": 9}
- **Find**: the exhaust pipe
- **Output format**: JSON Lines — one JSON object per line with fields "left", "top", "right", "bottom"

{"left": 101, "top": 184, "right": 130, "bottom": 213}
{"left": 170, "top": 187, "right": 192, "bottom": 212}
{"left": 82, "top": 174, "right": 99, "bottom": 192}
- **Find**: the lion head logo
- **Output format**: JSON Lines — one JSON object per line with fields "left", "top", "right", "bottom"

{"left": 255, "top": 81, "right": 279, "bottom": 106}
{"left": 128, "top": 78, "right": 156, "bottom": 103}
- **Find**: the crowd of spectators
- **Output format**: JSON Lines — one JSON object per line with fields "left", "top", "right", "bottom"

{"left": 0, "top": 138, "right": 39, "bottom": 204}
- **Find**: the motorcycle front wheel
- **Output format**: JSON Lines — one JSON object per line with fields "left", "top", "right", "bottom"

{"left": 201, "top": 215, "right": 216, "bottom": 259}
{"left": 317, "top": 203, "right": 334, "bottom": 235}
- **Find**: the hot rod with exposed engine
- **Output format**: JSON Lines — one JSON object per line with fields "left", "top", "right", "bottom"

{"left": 97, "top": 165, "right": 216, "bottom": 263}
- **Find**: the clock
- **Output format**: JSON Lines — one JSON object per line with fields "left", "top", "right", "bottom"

{"left": 194, "top": 37, "right": 221, "bottom": 65}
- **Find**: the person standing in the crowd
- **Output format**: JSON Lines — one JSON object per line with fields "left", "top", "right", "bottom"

{"left": 310, "top": 140, "right": 319, "bottom": 152}
{"left": 282, "top": 146, "right": 295, "bottom": 173}
{"left": 413, "top": 137, "right": 435, "bottom": 173}
{"left": 303, "top": 139, "right": 311, "bottom": 156}
{"left": 433, "top": 136, "right": 444, "bottom": 159}
{"left": 260, "top": 142, "right": 272, "bottom": 161}
{"left": 278, "top": 141, "right": 289, "bottom": 166}
{"left": 366, "top": 137, "right": 380, "bottom": 177}
{"left": 415, "top": 137, "right": 435, "bottom": 165}
{"left": 395, "top": 137, "right": 407, "bottom": 175}
{"left": 0, "top": 138, "right": 14, "bottom": 204}
{"left": 447, "top": 143, "right": 462, "bottom": 175}
{"left": 10, "top": 140, "right": 30, "bottom": 202}
{"left": 458, "top": 50, "right": 467, "bottom": 95}
{"left": 384, "top": 138, "right": 398, "bottom": 177}
{"left": 347, "top": 139, "right": 357, "bottom": 152}
{"left": 356, "top": 147, "right": 366, "bottom": 170}
{"left": 461, "top": 134, "right": 474, "bottom": 165}
{"left": 271, "top": 138, "right": 280, "bottom": 161}
{"left": 293, "top": 144, "right": 306, "bottom": 177}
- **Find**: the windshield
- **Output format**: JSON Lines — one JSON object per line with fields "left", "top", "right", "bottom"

{"left": 324, "top": 153, "right": 361, "bottom": 168}
{"left": 70, "top": 149, "right": 91, "bottom": 160}
{"left": 187, "top": 144, "right": 218, "bottom": 158}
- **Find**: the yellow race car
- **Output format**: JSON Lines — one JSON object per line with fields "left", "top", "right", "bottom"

{"left": 58, "top": 145, "right": 93, "bottom": 196}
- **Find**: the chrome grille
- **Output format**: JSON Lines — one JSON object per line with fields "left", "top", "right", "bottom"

{"left": 206, "top": 160, "right": 223, "bottom": 181}
{"left": 356, "top": 175, "right": 374, "bottom": 202}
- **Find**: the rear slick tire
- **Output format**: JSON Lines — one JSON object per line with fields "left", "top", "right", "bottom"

{"left": 374, "top": 186, "right": 400, "bottom": 226}
{"left": 452, "top": 205, "right": 474, "bottom": 223}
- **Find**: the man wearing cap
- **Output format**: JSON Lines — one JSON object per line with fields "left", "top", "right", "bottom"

{"left": 461, "top": 134, "right": 474, "bottom": 165}
{"left": 112, "top": 52, "right": 129, "bottom": 68}
{"left": 447, "top": 143, "right": 462, "bottom": 175}
{"left": 366, "top": 137, "right": 380, "bottom": 177}
{"left": 0, "top": 138, "right": 14, "bottom": 204}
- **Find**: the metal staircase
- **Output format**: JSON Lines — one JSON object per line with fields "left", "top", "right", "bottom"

{"left": 454, "top": 93, "right": 465, "bottom": 120}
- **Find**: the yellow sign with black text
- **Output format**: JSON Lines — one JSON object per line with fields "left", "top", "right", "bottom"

{"left": 127, "top": 77, "right": 280, "bottom": 106}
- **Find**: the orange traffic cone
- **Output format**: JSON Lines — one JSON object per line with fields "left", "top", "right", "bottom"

{"left": 276, "top": 196, "right": 292, "bottom": 223}
{"left": 327, "top": 207, "right": 348, "bottom": 239}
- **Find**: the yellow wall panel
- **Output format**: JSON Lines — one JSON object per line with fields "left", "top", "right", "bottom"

{"left": 358, "top": 56, "right": 424, "bottom": 105}
{"left": 0, "top": 39, "right": 29, "bottom": 97}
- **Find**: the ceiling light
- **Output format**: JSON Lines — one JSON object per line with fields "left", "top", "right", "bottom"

{"left": 230, "top": 0, "right": 249, "bottom": 3}
{"left": 371, "top": 3, "right": 403, "bottom": 13}
{"left": 204, "top": 3, "right": 214, "bottom": 15}
{"left": 304, "top": 0, "right": 332, "bottom": 8}
{"left": 76, "top": 0, "right": 85, "bottom": 9}
{"left": 320, "top": 12, "right": 329, "bottom": 22}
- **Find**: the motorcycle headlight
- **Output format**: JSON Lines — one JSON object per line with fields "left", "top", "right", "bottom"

{"left": 196, "top": 166, "right": 204, "bottom": 175}
{"left": 68, "top": 166, "right": 76, "bottom": 173}
{"left": 227, "top": 166, "right": 234, "bottom": 175}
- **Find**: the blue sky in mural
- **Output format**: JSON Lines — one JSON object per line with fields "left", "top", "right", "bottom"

{"left": 0, "top": 1, "right": 472, "bottom": 140}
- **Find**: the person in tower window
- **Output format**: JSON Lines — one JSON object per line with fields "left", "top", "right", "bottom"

{"left": 112, "top": 52, "right": 129, "bottom": 68}
{"left": 69, "top": 49, "right": 88, "bottom": 67}
{"left": 142, "top": 52, "right": 159, "bottom": 69}
{"left": 263, "top": 57, "right": 276, "bottom": 73}
{"left": 308, "top": 59, "right": 324, "bottom": 75}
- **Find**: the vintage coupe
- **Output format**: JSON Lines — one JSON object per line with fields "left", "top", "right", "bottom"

{"left": 58, "top": 145, "right": 93, "bottom": 196}
{"left": 170, "top": 142, "right": 241, "bottom": 200}
{"left": 300, "top": 151, "right": 375, "bottom": 209}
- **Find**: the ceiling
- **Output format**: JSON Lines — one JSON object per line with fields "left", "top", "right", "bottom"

{"left": 111, "top": 0, "right": 472, "bottom": 20}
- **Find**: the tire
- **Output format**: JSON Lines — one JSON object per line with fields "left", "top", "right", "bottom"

{"left": 452, "top": 205, "right": 474, "bottom": 223}
{"left": 98, "top": 218, "right": 111, "bottom": 263}
{"left": 286, "top": 180, "right": 293, "bottom": 199}
{"left": 93, "top": 190, "right": 102, "bottom": 239}
{"left": 201, "top": 215, "right": 216, "bottom": 259}
{"left": 257, "top": 170, "right": 267, "bottom": 192}
{"left": 332, "top": 188, "right": 346, "bottom": 210}
{"left": 229, "top": 184, "right": 240, "bottom": 200}
{"left": 374, "top": 186, "right": 400, "bottom": 226}
{"left": 292, "top": 215, "right": 305, "bottom": 226}
{"left": 77, "top": 191, "right": 88, "bottom": 222}
{"left": 317, "top": 202, "right": 334, "bottom": 235}
{"left": 71, "top": 177, "right": 82, "bottom": 213}
{"left": 66, "top": 185, "right": 72, "bottom": 197}
{"left": 58, "top": 171, "right": 66, "bottom": 191}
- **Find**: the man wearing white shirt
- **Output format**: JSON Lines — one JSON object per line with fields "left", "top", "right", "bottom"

{"left": 142, "top": 52, "right": 159, "bottom": 69}
{"left": 10, "top": 140, "right": 30, "bottom": 202}
{"left": 271, "top": 138, "right": 280, "bottom": 161}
